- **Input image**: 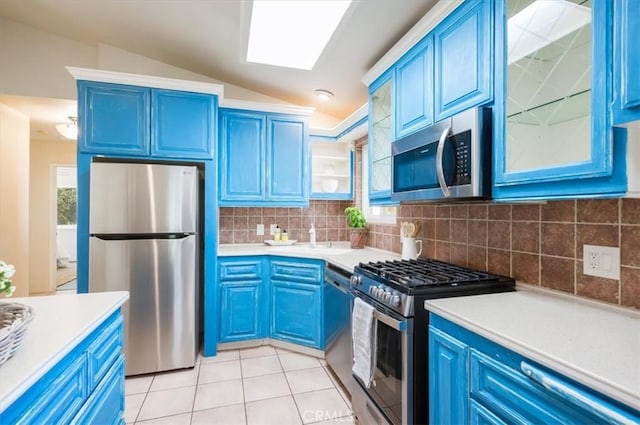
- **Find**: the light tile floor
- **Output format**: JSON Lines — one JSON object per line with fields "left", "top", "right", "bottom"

{"left": 125, "top": 346, "right": 354, "bottom": 425}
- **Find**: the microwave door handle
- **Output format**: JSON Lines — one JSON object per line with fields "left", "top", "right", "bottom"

{"left": 436, "top": 126, "right": 452, "bottom": 198}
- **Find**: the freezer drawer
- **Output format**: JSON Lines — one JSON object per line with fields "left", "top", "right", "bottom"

{"left": 90, "top": 162, "right": 198, "bottom": 234}
{"left": 89, "top": 235, "right": 197, "bottom": 375}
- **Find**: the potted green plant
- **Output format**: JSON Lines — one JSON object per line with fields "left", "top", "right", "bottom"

{"left": 345, "top": 207, "right": 367, "bottom": 249}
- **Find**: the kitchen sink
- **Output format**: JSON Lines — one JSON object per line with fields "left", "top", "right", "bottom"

{"left": 270, "top": 244, "right": 353, "bottom": 256}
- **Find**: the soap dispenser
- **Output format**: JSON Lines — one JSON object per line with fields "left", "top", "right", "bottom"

{"left": 309, "top": 224, "right": 316, "bottom": 247}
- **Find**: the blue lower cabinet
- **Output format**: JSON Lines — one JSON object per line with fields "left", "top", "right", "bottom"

{"left": 220, "top": 281, "right": 267, "bottom": 342}
{"left": 429, "top": 314, "right": 640, "bottom": 424}
{"left": 428, "top": 325, "right": 469, "bottom": 425}
{"left": 218, "top": 258, "right": 267, "bottom": 343}
{"left": 1, "top": 310, "right": 125, "bottom": 424}
{"left": 72, "top": 355, "right": 125, "bottom": 425}
{"left": 270, "top": 280, "right": 322, "bottom": 349}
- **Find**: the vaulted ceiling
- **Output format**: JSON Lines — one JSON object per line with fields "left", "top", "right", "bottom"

{"left": 0, "top": 0, "right": 437, "bottom": 120}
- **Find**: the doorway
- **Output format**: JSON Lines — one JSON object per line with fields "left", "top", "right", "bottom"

{"left": 54, "top": 165, "right": 77, "bottom": 293}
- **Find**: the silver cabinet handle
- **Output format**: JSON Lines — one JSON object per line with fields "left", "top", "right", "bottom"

{"left": 436, "top": 125, "right": 452, "bottom": 198}
{"left": 520, "top": 362, "right": 637, "bottom": 425}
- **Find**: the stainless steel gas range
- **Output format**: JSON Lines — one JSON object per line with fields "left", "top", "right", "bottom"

{"left": 349, "top": 259, "right": 515, "bottom": 425}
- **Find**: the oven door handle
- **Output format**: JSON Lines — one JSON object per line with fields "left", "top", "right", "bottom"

{"left": 436, "top": 125, "right": 452, "bottom": 198}
{"left": 374, "top": 310, "right": 407, "bottom": 332}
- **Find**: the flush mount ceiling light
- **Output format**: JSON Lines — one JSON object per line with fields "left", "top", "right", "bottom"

{"left": 247, "top": 0, "right": 352, "bottom": 70}
{"left": 507, "top": 0, "right": 591, "bottom": 65}
{"left": 56, "top": 116, "right": 78, "bottom": 140}
{"left": 314, "top": 89, "right": 334, "bottom": 101}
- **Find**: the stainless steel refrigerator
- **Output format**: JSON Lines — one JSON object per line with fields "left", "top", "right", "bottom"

{"left": 89, "top": 161, "right": 199, "bottom": 376}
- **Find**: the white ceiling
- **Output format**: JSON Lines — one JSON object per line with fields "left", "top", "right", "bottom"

{"left": 0, "top": 95, "right": 77, "bottom": 142}
{"left": 0, "top": 0, "right": 437, "bottom": 121}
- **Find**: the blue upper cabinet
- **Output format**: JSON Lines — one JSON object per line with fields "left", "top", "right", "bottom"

{"left": 78, "top": 81, "right": 215, "bottom": 160}
{"left": 368, "top": 70, "right": 396, "bottom": 204}
{"left": 396, "top": 36, "right": 434, "bottom": 138}
{"left": 268, "top": 117, "right": 308, "bottom": 202}
{"left": 219, "top": 110, "right": 266, "bottom": 202}
{"left": 613, "top": 0, "right": 640, "bottom": 125}
{"left": 152, "top": 89, "right": 216, "bottom": 159}
{"left": 219, "top": 109, "right": 309, "bottom": 207}
{"left": 493, "top": 0, "right": 628, "bottom": 200}
{"left": 79, "top": 81, "right": 150, "bottom": 156}
{"left": 434, "top": 0, "right": 492, "bottom": 121}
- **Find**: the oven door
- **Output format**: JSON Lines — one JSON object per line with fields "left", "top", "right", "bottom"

{"left": 352, "top": 293, "right": 413, "bottom": 425}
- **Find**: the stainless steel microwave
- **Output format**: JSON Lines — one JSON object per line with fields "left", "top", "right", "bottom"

{"left": 391, "top": 107, "right": 491, "bottom": 202}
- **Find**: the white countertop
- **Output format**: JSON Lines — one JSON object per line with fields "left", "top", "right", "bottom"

{"left": 218, "top": 243, "right": 401, "bottom": 272}
{"left": 424, "top": 285, "right": 640, "bottom": 411}
{"left": 0, "top": 291, "right": 129, "bottom": 412}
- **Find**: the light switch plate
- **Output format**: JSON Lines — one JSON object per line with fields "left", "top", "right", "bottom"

{"left": 256, "top": 224, "right": 264, "bottom": 236}
{"left": 583, "top": 244, "right": 620, "bottom": 280}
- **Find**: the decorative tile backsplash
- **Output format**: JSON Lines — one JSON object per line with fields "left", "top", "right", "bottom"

{"left": 366, "top": 199, "right": 640, "bottom": 310}
{"left": 219, "top": 200, "right": 352, "bottom": 244}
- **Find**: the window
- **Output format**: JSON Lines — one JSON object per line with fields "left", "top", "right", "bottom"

{"left": 57, "top": 188, "right": 77, "bottom": 225}
{"left": 361, "top": 145, "right": 397, "bottom": 224}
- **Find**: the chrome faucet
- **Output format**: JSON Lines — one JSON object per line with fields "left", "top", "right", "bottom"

{"left": 309, "top": 223, "right": 316, "bottom": 247}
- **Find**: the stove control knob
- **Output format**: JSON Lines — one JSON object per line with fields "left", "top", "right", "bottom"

{"left": 390, "top": 295, "right": 401, "bottom": 307}
{"left": 350, "top": 275, "right": 362, "bottom": 286}
{"left": 383, "top": 291, "right": 392, "bottom": 302}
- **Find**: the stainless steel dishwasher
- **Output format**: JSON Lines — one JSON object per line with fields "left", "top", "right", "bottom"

{"left": 324, "top": 262, "right": 354, "bottom": 396}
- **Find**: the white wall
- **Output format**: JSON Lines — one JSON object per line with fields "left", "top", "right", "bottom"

{"left": 0, "top": 104, "right": 30, "bottom": 297}
{"left": 0, "top": 17, "right": 341, "bottom": 127}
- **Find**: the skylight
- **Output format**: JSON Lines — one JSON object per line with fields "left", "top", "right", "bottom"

{"left": 247, "top": 0, "right": 352, "bottom": 70}
{"left": 508, "top": 0, "right": 591, "bottom": 64}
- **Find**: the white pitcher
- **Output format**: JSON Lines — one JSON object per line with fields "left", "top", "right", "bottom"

{"left": 401, "top": 237, "right": 422, "bottom": 260}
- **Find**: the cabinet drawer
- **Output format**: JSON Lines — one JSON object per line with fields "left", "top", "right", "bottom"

{"left": 219, "top": 260, "right": 263, "bottom": 281}
{"left": 270, "top": 260, "right": 322, "bottom": 284}
{"left": 470, "top": 350, "right": 612, "bottom": 424}
{"left": 15, "top": 355, "right": 88, "bottom": 425}
{"left": 87, "top": 313, "right": 124, "bottom": 391}
{"left": 72, "top": 355, "right": 125, "bottom": 425}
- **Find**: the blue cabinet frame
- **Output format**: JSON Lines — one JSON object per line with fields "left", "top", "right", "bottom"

{"left": 493, "top": 0, "right": 628, "bottom": 200}
{"left": 613, "top": 0, "right": 640, "bottom": 125}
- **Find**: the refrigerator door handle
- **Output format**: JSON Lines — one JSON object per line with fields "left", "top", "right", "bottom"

{"left": 92, "top": 233, "right": 193, "bottom": 241}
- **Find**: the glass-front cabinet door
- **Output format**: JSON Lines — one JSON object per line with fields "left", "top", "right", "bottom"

{"left": 493, "top": 0, "right": 626, "bottom": 199}
{"left": 368, "top": 70, "right": 395, "bottom": 204}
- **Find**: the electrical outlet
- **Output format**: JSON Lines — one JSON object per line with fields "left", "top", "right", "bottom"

{"left": 583, "top": 245, "right": 620, "bottom": 280}
{"left": 256, "top": 224, "right": 264, "bottom": 236}
{"left": 270, "top": 224, "right": 278, "bottom": 236}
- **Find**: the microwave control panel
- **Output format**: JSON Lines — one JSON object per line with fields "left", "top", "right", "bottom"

{"left": 453, "top": 130, "right": 472, "bottom": 186}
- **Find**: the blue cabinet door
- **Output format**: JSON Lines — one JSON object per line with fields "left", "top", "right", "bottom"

{"left": 271, "top": 280, "right": 322, "bottom": 349}
{"left": 73, "top": 355, "right": 125, "bottom": 425}
{"left": 152, "top": 89, "right": 216, "bottom": 159}
{"left": 218, "top": 258, "right": 266, "bottom": 343}
{"left": 267, "top": 116, "right": 308, "bottom": 203}
{"left": 78, "top": 81, "right": 150, "bottom": 155}
{"left": 613, "top": 0, "right": 640, "bottom": 124}
{"left": 493, "top": 0, "right": 627, "bottom": 200}
{"left": 219, "top": 110, "right": 266, "bottom": 203}
{"left": 429, "top": 325, "right": 469, "bottom": 425}
{"left": 220, "top": 281, "right": 266, "bottom": 342}
{"left": 368, "top": 70, "right": 397, "bottom": 205}
{"left": 396, "top": 36, "right": 434, "bottom": 138}
{"left": 434, "top": 0, "right": 492, "bottom": 121}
